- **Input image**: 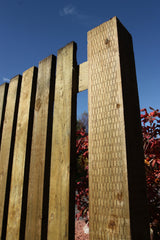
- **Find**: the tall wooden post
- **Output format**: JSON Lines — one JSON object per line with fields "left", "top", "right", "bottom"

{"left": 6, "top": 67, "right": 37, "bottom": 240}
{"left": 88, "top": 16, "right": 150, "bottom": 239}
{"left": 25, "top": 55, "right": 56, "bottom": 240}
{"left": 48, "top": 42, "right": 77, "bottom": 240}
{"left": 0, "top": 76, "right": 21, "bottom": 239}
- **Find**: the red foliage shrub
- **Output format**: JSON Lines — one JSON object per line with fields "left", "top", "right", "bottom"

{"left": 75, "top": 107, "right": 160, "bottom": 233}
{"left": 75, "top": 128, "right": 88, "bottom": 221}
{"left": 141, "top": 107, "right": 160, "bottom": 222}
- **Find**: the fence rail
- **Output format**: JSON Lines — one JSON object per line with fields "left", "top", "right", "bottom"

{"left": 0, "top": 17, "right": 150, "bottom": 239}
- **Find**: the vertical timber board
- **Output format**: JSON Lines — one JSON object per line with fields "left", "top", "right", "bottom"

{"left": 0, "top": 76, "right": 21, "bottom": 238}
{"left": 0, "top": 83, "right": 8, "bottom": 148}
{"left": 48, "top": 42, "right": 77, "bottom": 240}
{"left": 6, "top": 67, "right": 37, "bottom": 240}
{"left": 25, "top": 55, "right": 56, "bottom": 240}
{"left": 88, "top": 16, "right": 149, "bottom": 239}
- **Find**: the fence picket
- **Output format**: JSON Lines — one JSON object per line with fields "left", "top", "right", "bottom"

{"left": 48, "top": 42, "right": 77, "bottom": 240}
{"left": 6, "top": 68, "right": 37, "bottom": 240}
{"left": 25, "top": 55, "right": 56, "bottom": 240}
{"left": 0, "top": 76, "right": 21, "bottom": 239}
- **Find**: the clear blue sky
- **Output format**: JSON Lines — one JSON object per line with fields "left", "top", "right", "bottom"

{"left": 0, "top": 0, "right": 160, "bottom": 118}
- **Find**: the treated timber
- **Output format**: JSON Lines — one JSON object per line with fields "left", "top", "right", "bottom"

{"left": 0, "top": 76, "right": 21, "bottom": 239}
{"left": 48, "top": 42, "right": 77, "bottom": 240}
{"left": 88, "top": 16, "right": 150, "bottom": 239}
{"left": 78, "top": 61, "right": 88, "bottom": 92}
{"left": 6, "top": 67, "right": 37, "bottom": 240}
{"left": 0, "top": 83, "right": 8, "bottom": 147}
{"left": 25, "top": 55, "right": 56, "bottom": 240}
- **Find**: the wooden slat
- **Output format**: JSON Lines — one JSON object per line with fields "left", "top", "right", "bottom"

{"left": 0, "top": 83, "right": 8, "bottom": 147}
{"left": 48, "top": 42, "right": 77, "bottom": 240}
{"left": 78, "top": 61, "right": 88, "bottom": 92}
{"left": 88, "top": 16, "right": 149, "bottom": 239}
{"left": 6, "top": 67, "right": 37, "bottom": 240}
{"left": 0, "top": 76, "right": 21, "bottom": 239}
{"left": 25, "top": 55, "right": 56, "bottom": 239}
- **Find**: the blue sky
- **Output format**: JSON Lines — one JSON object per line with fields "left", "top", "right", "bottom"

{"left": 0, "top": 0, "right": 160, "bottom": 118}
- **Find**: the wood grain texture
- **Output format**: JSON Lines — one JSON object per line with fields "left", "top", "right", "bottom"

{"left": 25, "top": 55, "right": 56, "bottom": 240}
{"left": 6, "top": 67, "right": 37, "bottom": 240}
{"left": 78, "top": 61, "right": 88, "bottom": 92}
{"left": 0, "top": 83, "right": 8, "bottom": 148}
{"left": 88, "top": 16, "right": 149, "bottom": 240}
{"left": 88, "top": 17, "right": 131, "bottom": 240}
{"left": 0, "top": 76, "right": 21, "bottom": 239}
{"left": 48, "top": 42, "right": 77, "bottom": 240}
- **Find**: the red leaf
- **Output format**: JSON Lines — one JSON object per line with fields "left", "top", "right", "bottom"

{"left": 152, "top": 160, "right": 156, "bottom": 167}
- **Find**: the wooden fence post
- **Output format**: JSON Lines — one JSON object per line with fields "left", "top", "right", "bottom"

{"left": 6, "top": 67, "right": 37, "bottom": 240}
{"left": 88, "top": 16, "right": 150, "bottom": 239}
{"left": 25, "top": 55, "right": 56, "bottom": 240}
{"left": 0, "top": 76, "right": 21, "bottom": 239}
{"left": 48, "top": 42, "right": 77, "bottom": 240}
